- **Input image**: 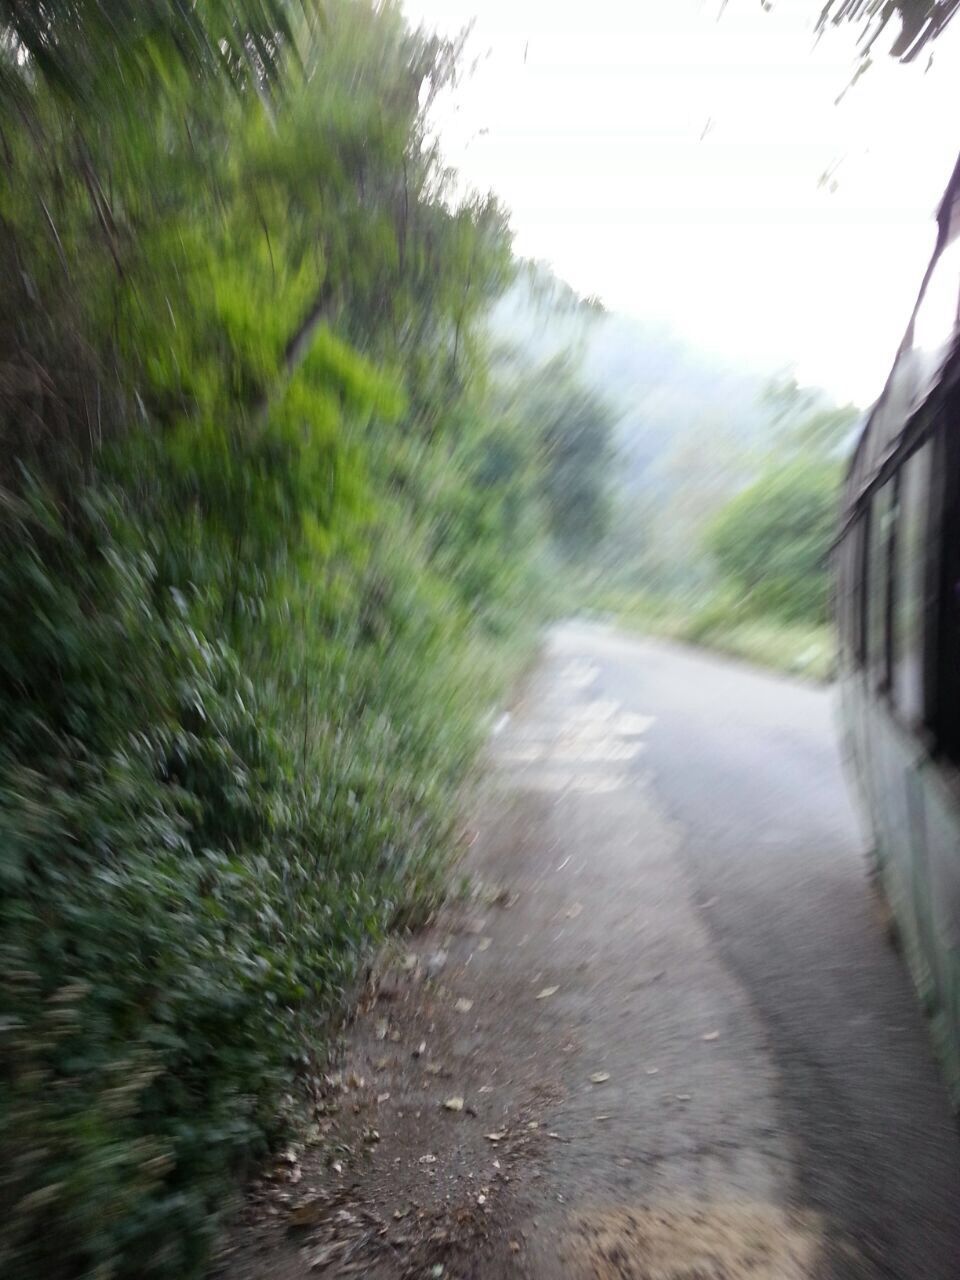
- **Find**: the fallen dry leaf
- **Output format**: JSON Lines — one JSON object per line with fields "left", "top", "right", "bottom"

{"left": 288, "top": 1198, "right": 330, "bottom": 1227}
{"left": 536, "top": 985, "right": 559, "bottom": 1000}
{"left": 562, "top": 1203, "right": 824, "bottom": 1280}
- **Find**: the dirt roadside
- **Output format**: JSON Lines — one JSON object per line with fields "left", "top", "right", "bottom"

{"left": 217, "top": 638, "right": 835, "bottom": 1279}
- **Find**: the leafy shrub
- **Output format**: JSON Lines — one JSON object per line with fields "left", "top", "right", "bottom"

{"left": 0, "top": 3, "right": 546, "bottom": 1277}
{"left": 0, "top": 477, "right": 528, "bottom": 1279}
{"left": 704, "top": 461, "right": 840, "bottom": 625}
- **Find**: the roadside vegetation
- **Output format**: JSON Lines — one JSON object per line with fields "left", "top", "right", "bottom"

{"left": 596, "top": 591, "right": 836, "bottom": 682}
{"left": 0, "top": 5, "right": 612, "bottom": 1278}
{"left": 589, "top": 381, "right": 859, "bottom": 681}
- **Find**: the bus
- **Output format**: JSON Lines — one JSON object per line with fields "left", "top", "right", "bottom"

{"left": 837, "top": 151, "right": 960, "bottom": 1106}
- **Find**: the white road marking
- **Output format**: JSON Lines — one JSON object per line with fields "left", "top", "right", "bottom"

{"left": 492, "top": 662, "right": 654, "bottom": 794}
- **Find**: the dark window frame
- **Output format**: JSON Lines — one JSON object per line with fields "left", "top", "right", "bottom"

{"left": 931, "top": 409, "right": 960, "bottom": 761}
{"left": 889, "top": 438, "right": 936, "bottom": 733}
{"left": 883, "top": 468, "right": 901, "bottom": 698}
{"left": 854, "top": 506, "right": 869, "bottom": 669}
{"left": 865, "top": 480, "right": 897, "bottom": 697}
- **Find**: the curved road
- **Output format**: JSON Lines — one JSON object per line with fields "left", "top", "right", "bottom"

{"left": 227, "top": 619, "right": 960, "bottom": 1280}
{"left": 509, "top": 621, "right": 960, "bottom": 1278}
{"left": 610, "top": 632, "right": 960, "bottom": 1278}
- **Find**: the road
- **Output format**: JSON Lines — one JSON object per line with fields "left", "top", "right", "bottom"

{"left": 226, "top": 621, "right": 960, "bottom": 1280}
{"left": 478, "top": 622, "right": 960, "bottom": 1278}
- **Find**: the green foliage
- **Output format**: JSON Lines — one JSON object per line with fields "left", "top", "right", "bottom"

{"left": 0, "top": 0, "right": 317, "bottom": 104}
{"left": 761, "top": 378, "right": 859, "bottom": 456}
{"left": 0, "top": 3, "right": 548, "bottom": 1277}
{"left": 591, "top": 372, "right": 851, "bottom": 672}
{"left": 503, "top": 357, "right": 616, "bottom": 560}
{"left": 705, "top": 460, "right": 840, "bottom": 624}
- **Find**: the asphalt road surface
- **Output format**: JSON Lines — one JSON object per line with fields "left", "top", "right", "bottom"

{"left": 478, "top": 622, "right": 960, "bottom": 1279}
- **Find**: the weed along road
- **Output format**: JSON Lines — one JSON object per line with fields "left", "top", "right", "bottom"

{"left": 228, "top": 622, "right": 960, "bottom": 1280}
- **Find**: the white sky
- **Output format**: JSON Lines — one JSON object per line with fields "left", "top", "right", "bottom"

{"left": 401, "top": 0, "right": 960, "bottom": 405}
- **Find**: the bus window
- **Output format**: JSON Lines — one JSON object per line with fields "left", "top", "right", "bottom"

{"left": 867, "top": 481, "right": 897, "bottom": 693}
{"left": 852, "top": 513, "right": 868, "bottom": 668}
{"left": 933, "top": 416, "right": 960, "bottom": 760}
{"left": 893, "top": 444, "right": 933, "bottom": 728}
{"left": 839, "top": 513, "right": 867, "bottom": 669}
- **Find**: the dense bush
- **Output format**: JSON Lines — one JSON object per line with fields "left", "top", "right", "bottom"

{"left": 704, "top": 460, "right": 840, "bottom": 624}
{"left": 0, "top": 4, "right": 551, "bottom": 1276}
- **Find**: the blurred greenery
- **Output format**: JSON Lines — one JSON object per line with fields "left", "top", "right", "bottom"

{"left": 497, "top": 356, "right": 616, "bottom": 560}
{"left": 590, "top": 377, "right": 857, "bottom": 679}
{"left": 589, "top": 587, "right": 836, "bottom": 682}
{"left": 0, "top": 3, "right": 600, "bottom": 1276}
{"left": 705, "top": 460, "right": 840, "bottom": 626}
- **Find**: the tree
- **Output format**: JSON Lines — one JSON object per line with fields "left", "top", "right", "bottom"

{"left": 0, "top": 0, "right": 315, "bottom": 103}
{"left": 515, "top": 357, "right": 618, "bottom": 559}
{"left": 814, "top": 0, "right": 960, "bottom": 61}
{"left": 762, "top": 378, "right": 860, "bottom": 457}
{"left": 706, "top": 459, "right": 840, "bottom": 623}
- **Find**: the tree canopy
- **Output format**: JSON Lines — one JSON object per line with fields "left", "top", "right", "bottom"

{"left": 815, "top": 0, "right": 960, "bottom": 61}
